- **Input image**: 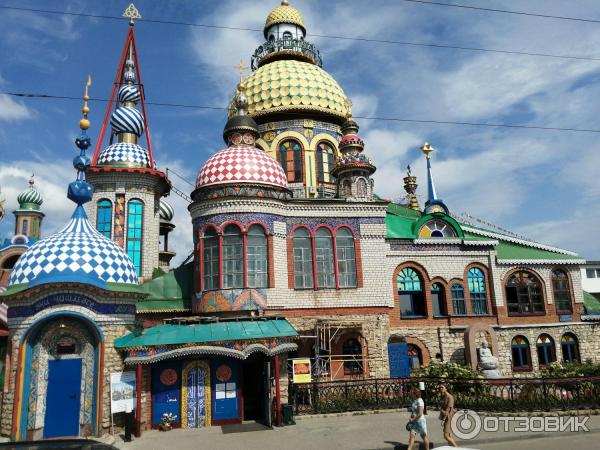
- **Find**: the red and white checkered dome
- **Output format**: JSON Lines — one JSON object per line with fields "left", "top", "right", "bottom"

{"left": 196, "top": 144, "right": 288, "bottom": 189}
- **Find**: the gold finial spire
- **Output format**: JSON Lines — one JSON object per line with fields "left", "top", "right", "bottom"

{"left": 234, "top": 59, "right": 248, "bottom": 83}
{"left": 123, "top": 3, "right": 142, "bottom": 25}
{"left": 281, "top": 0, "right": 290, "bottom": 5}
{"left": 421, "top": 142, "right": 434, "bottom": 159}
{"left": 79, "top": 74, "right": 92, "bottom": 130}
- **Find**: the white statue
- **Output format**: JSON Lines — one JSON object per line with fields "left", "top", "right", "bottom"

{"left": 478, "top": 341, "right": 501, "bottom": 378}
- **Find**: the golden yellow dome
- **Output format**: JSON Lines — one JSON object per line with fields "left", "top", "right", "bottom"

{"left": 264, "top": 1, "right": 305, "bottom": 35}
{"left": 230, "top": 59, "right": 350, "bottom": 121}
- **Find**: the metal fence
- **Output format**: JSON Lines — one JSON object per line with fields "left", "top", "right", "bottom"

{"left": 290, "top": 376, "right": 600, "bottom": 415}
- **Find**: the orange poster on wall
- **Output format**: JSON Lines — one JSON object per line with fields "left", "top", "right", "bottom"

{"left": 292, "top": 358, "right": 312, "bottom": 384}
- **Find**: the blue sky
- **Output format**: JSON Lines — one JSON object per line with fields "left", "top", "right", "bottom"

{"left": 1, "top": 0, "right": 599, "bottom": 265}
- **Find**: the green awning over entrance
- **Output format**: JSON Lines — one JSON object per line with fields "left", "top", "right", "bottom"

{"left": 115, "top": 317, "right": 298, "bottom": 349}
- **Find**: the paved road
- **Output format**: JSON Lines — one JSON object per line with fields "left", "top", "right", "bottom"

{"left": 114, "top": 410, "right": 600, "bottom": 450}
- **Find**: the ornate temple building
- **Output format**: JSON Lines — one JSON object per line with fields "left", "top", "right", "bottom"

{"left": 1, "top": 0, "right": 599, "bottom": 441}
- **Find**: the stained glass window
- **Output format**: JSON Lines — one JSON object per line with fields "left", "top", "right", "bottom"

{"left": 468, "top": 268, "right": 488, "bottom": 315}
{"left": 511, "top": 336, "right": 531, "bottom": 370}
{"left": 293, "top": 227, "right": 314, "bottom": 288}
{"left": 96, "top": 199, "right": 112, "bottom": 238}
{"left": 279, "top": 140, "right": 303, "bottom": 182}
{"left": 506, "top": 271, "right": 544, "bottom": 315}
{"left": 552, "top": 269, "right": 572, "bottom": 313}
{"left": 397, "top": 268, "right": 425, "bottom": 317}
{"left": 126, "top": 199, "right": 143, "bottom": 276}
{"left": 315, "top": 227, "right": 335, "bottom": 288}
{"left": 336, "top": 227, "right": 357, "bottom": 288}
{"left": 247, "top": 225, "right": 268, "bottom": 288}
{"left": 222, "top": 224, "right": 243, "bottom": 289}
{"left": 536, "top": 334, "right": 556, "bottom": 367}
{"left": 561, "top": 333, "right": 580, "bottom": 363}
{"left": 316, "top": 142, "right": 336, "bottom": 184}
{"left": 451, "top": 284, "right": 466, "bottom": 316}
{"left": 418, "top": 219, "right": 457, "bottom": 238}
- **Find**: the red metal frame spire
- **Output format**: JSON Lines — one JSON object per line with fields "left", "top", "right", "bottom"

{"left": 91, "top": 21, "right": 154, "bottom": 167}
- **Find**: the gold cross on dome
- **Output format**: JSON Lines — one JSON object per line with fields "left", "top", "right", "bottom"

{"left": 421, "top": 142, "right": 434, "bottom": 159}
{"left": 123, "top": 3, "right": 142, "bottom": 24}
{"left": 234, "top": 59, "right": 248, "bottom": 82}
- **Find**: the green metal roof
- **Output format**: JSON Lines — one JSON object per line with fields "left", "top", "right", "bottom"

{"left": 136, "top": 262, "right": 193, "bottom": 312}
{"left": 114, "top": 317, "right": 298, "bottom": 349}
{"left": 495, "top": 241, "right": 580, "bottom": 261}
{"left": 584, "top": 291, "right": 600, "bottom": 315}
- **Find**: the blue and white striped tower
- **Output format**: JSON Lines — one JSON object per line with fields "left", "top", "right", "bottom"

{"left": 421, "top": 142, "right": 449, "bottom": 215}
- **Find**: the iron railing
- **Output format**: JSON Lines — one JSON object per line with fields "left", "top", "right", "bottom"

{"left": 251, "top": 38, "right": 323, "bottom": 69}
{"left": 290, "top": 376, "right": 600, "bottom": 415}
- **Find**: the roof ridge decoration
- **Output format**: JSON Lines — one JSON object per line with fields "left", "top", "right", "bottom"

{"left": 92, "top": 7, "right": 157, "bottom": 170}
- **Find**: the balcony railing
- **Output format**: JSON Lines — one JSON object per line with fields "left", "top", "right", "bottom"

{"left": 251, "top": 38, "right": 323, "bottom": 69}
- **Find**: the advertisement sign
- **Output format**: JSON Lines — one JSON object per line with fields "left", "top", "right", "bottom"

{"left": 110, "top": 371, "right": 136, "bottom": 413}
{"left": 292, "top": 358, "right": 312, "bottom": 384}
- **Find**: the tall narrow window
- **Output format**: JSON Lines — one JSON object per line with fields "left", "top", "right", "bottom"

{"left": 336, "top": 227, "right": 357, "bottom": 288}
{"left": 126, "top": 199, "right": 143, "bottom": 276}
{"left": 451, "top": 284, "right": 466, "bottom": 316}
{"left": 247, "top": 225, "right": 268, "bottom": 288}
{"left": 468, "top": 268, "right": 489, "bottom": 315}
{"left": 96, "top": 199, "right": 112, "bottom": 238}
{"left": 202, "top": 228, "right": 219, "bottom": 290}
{"left": 431, "top": 283, "right": 447, "bottom": 317}
{"left": 397, "top": 268, "right": 425, "bottom": 318}
{"left": 511, "top": 336, "right": 531, "bottom": 370}
{"left": 561, "top": 333, "right": 580, "bottom": 363}
{"left": 222, "top": 224, "right": 243, "bottom": 289}
{"left": 506, "top": 271, "right": 544, "bottom": 315}
{"left": 293, "top": 227, "right": 314, "bottom": 288}
{"left": 316, "top": 142, "right": 335, "bottom": 183}
{"left": 315, "top": 227, "right": 335, "bottom": 288}
{"left": 279, "top": 140, "right": 303, "bottom": 182}
{"left": 552, "top": 269, "right": 572, "bottom": 313}
{"left": 21, "top": 219, "right": 28, "bottom": 235}
{"left": 536, "top": 334, "right": 556, "bottom": 367}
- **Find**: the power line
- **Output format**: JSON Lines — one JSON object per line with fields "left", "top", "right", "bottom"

{"left": 400, "top": 0, "right": 600, "bottom": 24}
{"left": 1, "top": 4, "right": 600, "bottom": 62}
{"left": 3, "top": 90, "right": 600, "bottom": 134}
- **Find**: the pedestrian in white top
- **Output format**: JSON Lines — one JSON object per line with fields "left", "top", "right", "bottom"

{"left": 407, "top": 386, "right": 430, "bottom": 450}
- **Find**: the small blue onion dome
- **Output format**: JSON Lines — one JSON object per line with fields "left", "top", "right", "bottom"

{"left": 159, "top": 198, "right": 174, "bottom": 222}
{"left": 110, "top": 106, "right": 145, "bottom": 136}
{"left": 118, "top": 85, "right": 141, "bottom": 104}
{"left": 17, "top": 177, "right": 43, "bottom": 211}
{"left": 97, "top": 142, "right": 151, "bottom": 168}
{"left": 8, "top": 205, "right": 138, "bottom": 288}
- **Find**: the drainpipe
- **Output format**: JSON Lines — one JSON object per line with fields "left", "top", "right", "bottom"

{"left": 135, "top": 364, "right": 142, "bottom": 437}
{"left": 274, "top": 355, "right": 282, "bottom": 426}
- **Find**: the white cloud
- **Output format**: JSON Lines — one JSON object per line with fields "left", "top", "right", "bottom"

{"left": 0, "top": 95, "right": 31, "bottom": 121}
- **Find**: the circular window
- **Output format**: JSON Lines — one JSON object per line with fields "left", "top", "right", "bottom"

{"left": 418, "top": 220, "right": 457, "bottom": 238}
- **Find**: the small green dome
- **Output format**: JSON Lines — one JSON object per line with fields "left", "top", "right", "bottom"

{"left": 17, "top": 177, "right": 43, "bottom": 211}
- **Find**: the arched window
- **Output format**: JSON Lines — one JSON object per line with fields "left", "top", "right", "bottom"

{"left": 356, "top": 178, "right": 367, "bottom": 197}
{"left": 202, "top": 227, "right": 219, "bottom": 290}
{"left": 126, "top": 199, "right": 143, "bottom": 276}
{"left": 397, "top": 268, "right": 425, "bottom": 318}
{"left": 316, "top": 142, "right": 335, "bottom": 184}
{"left": 336, "top": 227, "right": 357, "bottom": 288}
{"left": 536, "top": 334, "right": 556, "bottom": 367}
{"left": 342, "top": 338, "right": 363, "bottom": 375}
{"left": 247, "top": 225, "right": 268, "bottom": 288}
{"left": 293, "top": 227, "right": 314, "bottom": 288}
{"left": 561, "top": 333, "right": 580, "bottom": 363}
{"left": 279, "top": 140, "right": 303, "bottom": 182}
{"left": 315, "top": 227, "right": 335, "bottom": 288}
{"left": 418, "top": 219, "right": 457, "bottom": 238}
{"left": 506, "top": 271, "right": 544, "bottom": 315}
{"left": 552, "top": 269, "right": 572, "bottom": 313}
{"left": 511, "top": 336, "right": 531, "bottom": 370}
{"left": 468, "top": 268, "right": 489, "bottom": 315}
{"left": 269, "top": 34, "right": 275, "bottom": 42}
{"left": 408, "top": 344, "right": 422, "bottom": 371}
{"left": 96, "top": 199, "right": 112, "bottom": 238}
{"left": 451, "top": 284, "right": 466, "bottom": 316}
{"left": 222, "top": 224, "right": 243, "bottom": 289}
{"left": 431, "top": 283, "right": 446, "bottom": 317}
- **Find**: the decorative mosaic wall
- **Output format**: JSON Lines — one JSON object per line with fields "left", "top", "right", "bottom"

{"left": 193, "top": 288, "right": 267, "bottom": 313}
{"left": 26, "top": 318, "right": 96, "bottom": 435}
{"left": 114, "top": 194, "right": 126, "bottom": 248}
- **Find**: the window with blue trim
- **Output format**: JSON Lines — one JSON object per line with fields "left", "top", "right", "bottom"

{"left": 451, "top": 284, "right": 466, "bottom": 315}
{"left": 96, "top": 199, "right": 112, "bottom": 239}
{"left": 408, "top": 344, "right": 422, "bottom": 372}
{"left": 468, "top": 268, "right": 489, "bottom": 315}
{"left": 126, "top": 199, "right": 143, "bottom": 276}
{"left": 397, "top": 268, "right": 425, "bottom": 318}
{"left": 536, "top": 334, "right": 556, "bottom": 367}
{"left": 511, "top": 336, "right": 531, "bottom": 370}
{"left": 561, "top": 333, "right": 579, "bottom": 363}
{"left": 431, "top": 283, "right": 447, "bottom": 317}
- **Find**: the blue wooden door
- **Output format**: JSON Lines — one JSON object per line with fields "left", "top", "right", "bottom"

{"left": 151, "top": 361, "right": 181, "bottom": 426}
{"left": 388, "top": 342, "right": 410, "bottom": 378}
{"left": 212, "top": 359, "right": 239, "bottom": 421}
{"left": 44, "top": 358, "right": 82, "bottom": 438}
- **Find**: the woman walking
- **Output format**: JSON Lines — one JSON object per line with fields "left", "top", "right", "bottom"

{"left": 438, "top": 384, "right": 458, "bottom": 447}
{"left": 407, "top": 386, "right": 430, "bottom": 450}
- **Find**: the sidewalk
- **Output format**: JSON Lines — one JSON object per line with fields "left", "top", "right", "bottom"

{"left": 113, "top": 410, "right": 600, "bottom": 450}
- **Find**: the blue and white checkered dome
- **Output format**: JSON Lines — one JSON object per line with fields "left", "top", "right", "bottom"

{"left": 97, "top": 142, "right": 151, "bottom": 168}
{"left": 110, "top": 106, "right": 145, "bottom": 136}
{"left": 118, "top": 85, "right": 141, "bottom": 104}
{"left": 159, "top": 198, "right": 174, "bottom": 222}
{"left": 9, "top": 205, "right": 138, "bottom": 289}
